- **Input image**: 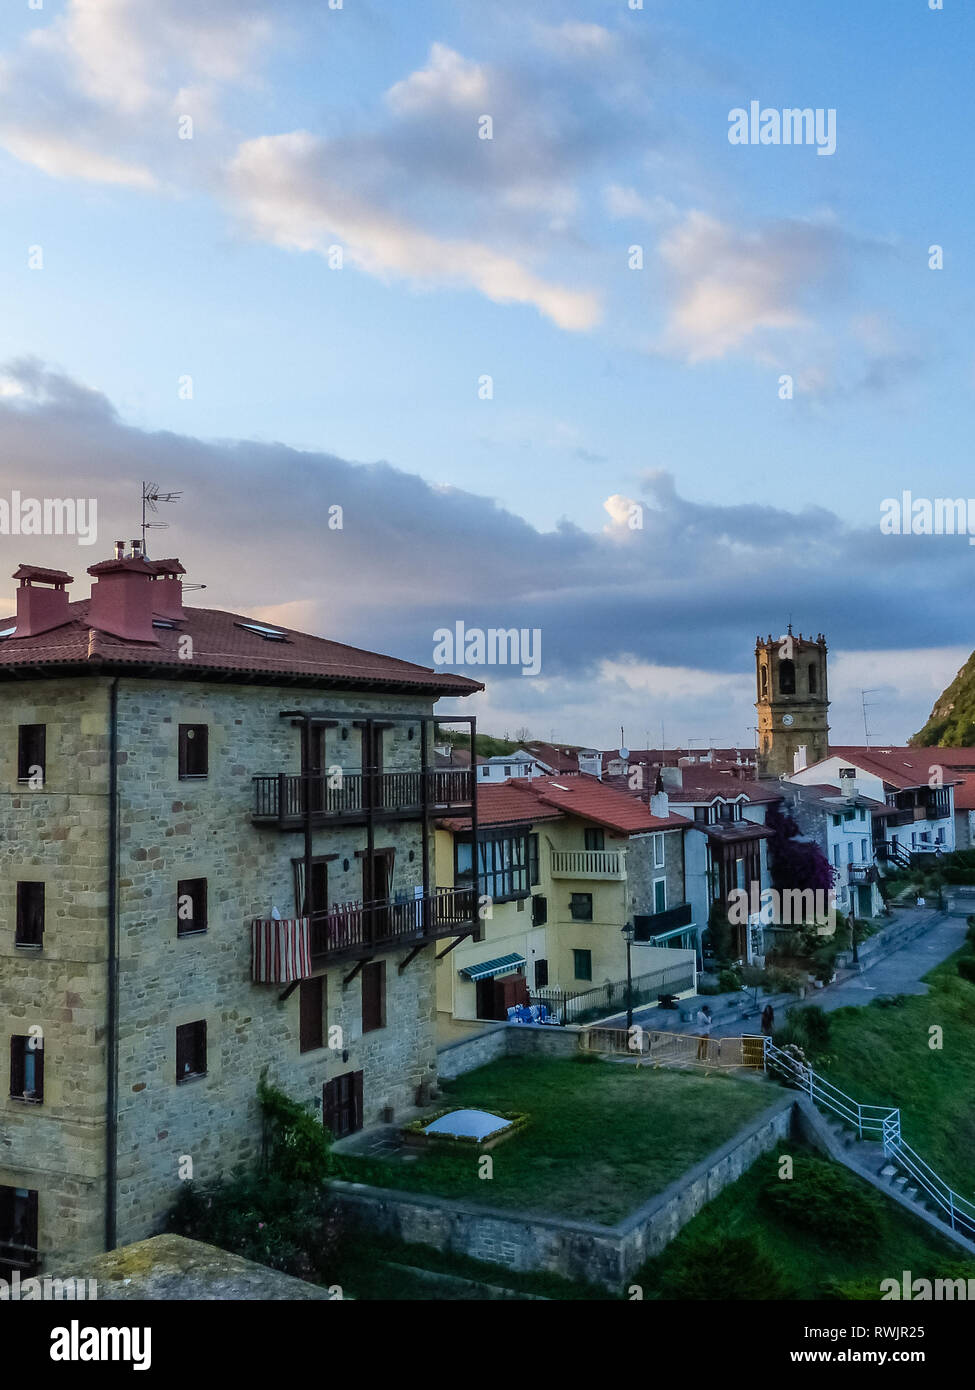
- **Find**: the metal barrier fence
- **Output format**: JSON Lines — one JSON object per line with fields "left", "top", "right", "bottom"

{"left": 583, "top": 1028, "right": 765, "bottom": 1069}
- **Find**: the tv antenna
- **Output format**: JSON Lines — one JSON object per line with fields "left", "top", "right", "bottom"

{"left": 141, "top": 481, "right": 183, "bottom": 555}
{"left": 860, "top": 688, "right": 881, "bottom": 746}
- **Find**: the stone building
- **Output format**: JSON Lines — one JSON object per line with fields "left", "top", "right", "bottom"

{"left": 0, "top": 550, "right": 479, "bottom": 1276}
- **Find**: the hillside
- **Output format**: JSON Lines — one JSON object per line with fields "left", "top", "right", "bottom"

{"left": 911, "top": 649, "right": 975, "bottom": 745}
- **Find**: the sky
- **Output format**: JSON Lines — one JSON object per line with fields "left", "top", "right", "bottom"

{"left": 0, "top": 0, "right": 973, "bottom": 750}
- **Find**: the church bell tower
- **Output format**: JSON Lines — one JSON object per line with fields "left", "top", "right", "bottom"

{"left": 755, "top": 627, "right": 830, "bottom": 779}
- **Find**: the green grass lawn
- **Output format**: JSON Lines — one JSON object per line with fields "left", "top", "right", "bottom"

{"left": 332, "top": 1054, "right": 776, "bottom": 1224}
{"left": 634, "top": 1143, "right": 972, "bottom": 1300}
{"left": 820, "top": 953, "right": 975, "bottom": 1197}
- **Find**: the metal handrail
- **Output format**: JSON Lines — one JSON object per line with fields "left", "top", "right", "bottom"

{"left": 763, "top": 1039, "right": 975, "bottom": 1238}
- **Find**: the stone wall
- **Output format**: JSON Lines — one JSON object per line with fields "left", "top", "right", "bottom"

{"left": 332, "top": 1094, "right": 795, "bottom": 1290}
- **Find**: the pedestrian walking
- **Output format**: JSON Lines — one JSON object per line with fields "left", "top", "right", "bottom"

{"left": 696, "top": 1004, "right": 713, "bottom": 1060}
{"left": 761, "top": 1003, "right": 774, "bottom": 1036}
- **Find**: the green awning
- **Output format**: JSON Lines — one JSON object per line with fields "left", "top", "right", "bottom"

{"left": 460, "top": 953, "right": 526, "bottom": 982}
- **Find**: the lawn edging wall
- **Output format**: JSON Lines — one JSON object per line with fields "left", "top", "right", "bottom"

{"left": 436, "top": 1022, "right": 582, "bottom": 1081}
{"left": 328, "top": 1093, "right": 795, "bottom": 1290}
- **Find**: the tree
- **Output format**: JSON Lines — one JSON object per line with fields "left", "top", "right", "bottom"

{"left": 766, "top": 807, "right": 836, "bottom": 896}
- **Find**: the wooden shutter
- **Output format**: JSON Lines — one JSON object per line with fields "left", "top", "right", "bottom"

{"left": 362, "top": 961, "right": 386, "bottom": 1033}
{"left": 534, "top": 958, "right": 548, "bottom": 988}
{"left": 352, "top": 1070, "right": 364, "bottom": 1132}
{"left": 299, "top": 978, "right": 323, "bottom": 1053}
{"left": 531, "top": 894, "right": 547, "bottom": 926}
{"left": 9, "top": 1038, "right": 23, "bottom": 1096}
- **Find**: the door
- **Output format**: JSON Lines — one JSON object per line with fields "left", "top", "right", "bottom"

{"left": 363, "top": 852, "right": 391, "bottom": 941}
{"left": 302, "top": 724, "right": 327, "bottom": 813}
{"left": 323, "top": 1071, "right": 363, "bottom": 1138}
{"left": 362, "top": 726, "right": 384, "bottom": 810}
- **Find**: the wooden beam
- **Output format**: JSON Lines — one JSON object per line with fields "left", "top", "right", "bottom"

{"left": 398, "top": 942, "right": 429, "bottom": 973}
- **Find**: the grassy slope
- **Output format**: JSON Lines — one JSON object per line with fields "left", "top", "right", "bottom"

{"left": 819, "top": 955, "right": 975, "bottom": 1195}
{"left": 333, "top": 1055, "right": 774, "bottom": 1224}
{"left": 910, "top": 648, "right": 975, "bottom": 745}
{"left": 635, "top": 1144, "right": 968, "bottom": 1300}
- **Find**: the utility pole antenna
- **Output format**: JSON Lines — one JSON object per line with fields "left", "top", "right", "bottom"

{"left": 860, "top": 688, "right": 881, "bottom": 747}
{"left": 141, "top": 481, "right": 182, "bottom": 557}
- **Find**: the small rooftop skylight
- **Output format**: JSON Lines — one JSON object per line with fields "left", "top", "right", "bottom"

{"left": 549, "top": 782, "right": 570, "bottom": 791}
{"left": 0, "top": 625, "right": 16, "bottom": 638}
{"left": 152, "top": 619, "right": 176, "bottom": 629}
{"left": 236, "top": 621, "right": 288, "bottom": 642}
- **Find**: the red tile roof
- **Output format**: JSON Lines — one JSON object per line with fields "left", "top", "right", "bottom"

{"left": 440, "top": 773, "right": 690, "bottom": 835}
{"left": 0, "top": 596, "right": 482, "bottom": 696}
{"left": 811, "top": 747, "right": 964, "bottom": 791}
{"left": 952, "top": 773, "right": 975, "bottom": 812}
{"left": 666, "top": 775, "right": 783, "bottom": 805}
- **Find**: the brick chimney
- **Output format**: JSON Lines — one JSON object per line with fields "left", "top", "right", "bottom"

{"left": 12, "top": 565, "right": 74, "bottom": 637}
{"left": 87, "top": 553, "right": 159, "bottom": 644}
{"left": 149, "top": 558, "right": 186, "bottom": 621}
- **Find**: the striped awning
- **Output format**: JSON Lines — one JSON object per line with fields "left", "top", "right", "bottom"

{"left": 460, "top": 953, "right": 526, "bottom": 982}
{"left": 251, "top": 917, "right": 312, "bottom": 984}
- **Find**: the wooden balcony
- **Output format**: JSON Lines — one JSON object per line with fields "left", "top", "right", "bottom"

{"left": 252, "top": 767, "right": 474, "bottom": 827}
{"left": 310, "top": 886, "right": 476, "bottom": 963}
{"left": 549, "top": 848, "right": 626, "bottom": 880}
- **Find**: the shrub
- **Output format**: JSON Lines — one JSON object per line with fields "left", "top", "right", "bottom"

{"left": 697, "top": 979, "right": 722, "bottom": 996}
{"left": 718, "top": 967, "right": 743, "bottom": 993}
{"left": 874, "top": 993, "right": 907, "bottom": 1008}
{"left": 166, "top": 1173, "right": 343, "bottom": 1282}
{"left": 258, "top": 1071, "right": 331, "bottom": 1184}
{"left": 657, "top": 1232, "right": 795, "bottom": 1300}
{"left": 766, "top": 967, "right": 804, "bottom": 995}
{"left": 773, "top": 1005, "right": 830, "bottom": 1058}
{"left": 761, "top": 1154, "right": 883, "bottom": 1251}
{"left": 958, "top": 958, "right": 975, "bottom": 985}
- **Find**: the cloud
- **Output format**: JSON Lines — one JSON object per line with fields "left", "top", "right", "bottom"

{"left": 0, "top": 361, "right": 969, "bottom": 747}
{"left": 227, "top": 130, "right": 601, "bottom": 330}
{"left": 656, "top": 210, "right": 848, "bottom": 363}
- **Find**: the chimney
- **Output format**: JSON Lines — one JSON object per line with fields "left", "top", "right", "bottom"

{"left": 149, "top": 558, "right": 186, "bottom": 621}
{"left": 87, "top": 555, "right": 158, "bottom": 644}
{"left": 12, "top": 565, "right": 74, "bottom": 637}
{"left": 650, "top": 788, "right": 670, "bottom": 818}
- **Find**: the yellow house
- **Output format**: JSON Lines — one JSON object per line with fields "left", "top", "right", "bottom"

{"left": 435, "top": 777, "right": 696, "bottom": 1023}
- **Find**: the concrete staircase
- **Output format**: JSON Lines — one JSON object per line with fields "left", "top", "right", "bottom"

{"left": 798, "top": 1100, "right": 975, "bottom": 1257}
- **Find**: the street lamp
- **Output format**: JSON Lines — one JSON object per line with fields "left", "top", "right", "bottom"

{"left": 621, "top": 921, "right": 635, "bottom": 1029}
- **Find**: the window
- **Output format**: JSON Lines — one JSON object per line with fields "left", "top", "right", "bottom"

{"left": 362, "top": 961, "right": 386, "bottom": 1033}
{"left": 573, "top": 949, "right": 592, "bottom": 981}
{"left": 531, "top": 894, "right": 547, "bottom": 926}
{"left": 653, "top": 833, "right": 665, "bottom": 868}
{"left": 504, "top": 766, "right": 512, "bottom": 776}
{"left": 15, "top": 882, "right": 44, "bottom": 947}
{"left": 694, "top": 806, "right": 711, "bottom": 824}
{"left": 653, "top": 878, "right": 667, "bottom": 913}
{"left": 481, "top": 766, "right": 489, "bottom": 778}
{"left": 584, "top": 828, "right": 605, "bottom": 852}
{"left": 176, "top": 878, "right": 207, "bottom": 936}
{"left": 808, "top": 664, "right": 818, "bottom": 695}
{"left": 861, "top": 839, "right": 868, "bottom": 862}
{"left": 534, "top": 958, "right": 549, "bottom": 988}
{"left": 0, "top": 1186, "right": 38, "bottom": 1261}
{"left": 299, "top": 977, "right": 325, "bottom": 1053}
{"left": 176, "top": 1021, "right": 207, "bottom": 1082}
{"left": 831, "top": 814, "right": 841, "bottom": 828}
{"left": 17, "top": 725, "right": 45, "bottom": 784}
{"left": 528, "top": 834, "right": 540, "bottom": 886}
{"left": 9, "top": 1036, "right": 43, "bottom": 1102}
{"left": 778, "top": 659, "right": 796, "bottom": 694}
{"left": 570, "top": 892, "right": 593, "bottom": 921}
{"left": 832, "top": 844, "right": 840, "bottom": 868}
{"left": 456, "top": 832, "right": 528, "bottom": 903}
{"left": 178, "top": 724, "right": 208, "bottom": 779}
{"left": 717, "top": 801, "right": 740, "bottom": 821}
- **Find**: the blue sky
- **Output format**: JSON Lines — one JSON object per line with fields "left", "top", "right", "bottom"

{"left": 0, "top": 0, "right": 972, "bottom": 748}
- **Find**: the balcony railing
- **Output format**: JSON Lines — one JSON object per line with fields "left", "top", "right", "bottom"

{"left": 633, "top": 901, "right": 693, "bottom": 941}
{"left": 253, "top": 768, "right": 474, "bottom": 825}
{"left": 549, "top": 848, "right": 625, "bottom": 880}
{"left": 310, "top": 885, "right": 476, "bottom": 959}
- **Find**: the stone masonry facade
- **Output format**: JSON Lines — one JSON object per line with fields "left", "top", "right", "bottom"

{"left": 1, "top": 673, "right": 447, "bottom": 1268}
